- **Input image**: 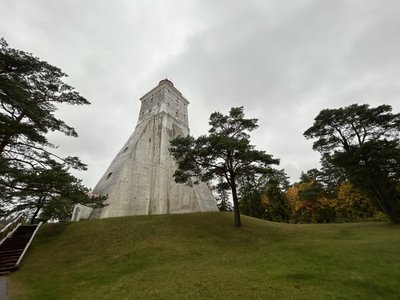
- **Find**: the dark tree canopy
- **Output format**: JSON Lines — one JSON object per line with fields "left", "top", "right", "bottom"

{"left": 238, "top": 174, "right": 269, "bottom": 220}
{"left": 170, "top": 106, "right": 279, "bottom": 226}
{"left": 0, "top": 38, "right": 89, "bottom": 165}
{"left": 239, "top": 169, "right": 290, "bottom": 221}
{"left": 0, "top": 38, "right": 104, "bottom": 221}
{"left": 214, "top": 179, "right": 233, "bottom": 212}
{"left": 8, "top": 159, "right": 105, "bottom": 223}
{"left": 304, "top": 103, "right": 400, "bottom": 224}
{"left": 262, "top": 179, "right": 291, "bottom": 223}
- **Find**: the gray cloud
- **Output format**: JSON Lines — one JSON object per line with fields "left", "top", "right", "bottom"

{"left": 1, "top": 0, "right": 399, "bottom": 187}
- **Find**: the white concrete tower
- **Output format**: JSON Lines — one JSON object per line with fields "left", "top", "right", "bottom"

{"left": 89, "top": 79, "right": 218, "bottom": 219}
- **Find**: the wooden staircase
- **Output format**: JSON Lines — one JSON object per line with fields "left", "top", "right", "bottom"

{"left": 0, "top": 215, "right": 41, "bottom": 276}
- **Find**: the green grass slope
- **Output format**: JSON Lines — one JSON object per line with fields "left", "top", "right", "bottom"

{"left": 10, "top": 212, "right": 400, "bottom": 299}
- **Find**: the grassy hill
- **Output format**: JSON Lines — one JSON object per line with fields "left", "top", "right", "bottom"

{"left": 10, "top": 212, "right": 400, "bottom": 299}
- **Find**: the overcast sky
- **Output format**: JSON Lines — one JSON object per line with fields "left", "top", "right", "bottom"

{"left": 2, "top": 0, "right": 400, "bottom": 188}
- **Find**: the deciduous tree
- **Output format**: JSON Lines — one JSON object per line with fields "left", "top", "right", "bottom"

{"left": 336, "top": 181, "right": 376, "bottom": 221}
{"left": 304, "top": 104, "right": 400, "bottom": 223}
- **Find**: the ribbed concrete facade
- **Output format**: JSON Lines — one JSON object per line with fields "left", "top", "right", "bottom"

{"left": 89, "top": 80, "right": 218, "bottom": 219}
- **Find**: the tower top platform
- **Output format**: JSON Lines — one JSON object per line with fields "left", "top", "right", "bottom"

{"left": 159, "top": 78, "right": 174, "bottom": 86}
{"left": 140, "top": 78, "right": 187, "bottom": 104}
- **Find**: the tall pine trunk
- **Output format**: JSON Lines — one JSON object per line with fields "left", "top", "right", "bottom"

{"left": 371, "top": 185, "right": 400, "bottom": 224}
{"left": 231, "top": 179, "right": 241, "bottom": 227}
{"left": 30, "top": 196, "right": 45, "bottom": 224}
{"left": 30, "top": 206, "right": 41, "bottom": 224}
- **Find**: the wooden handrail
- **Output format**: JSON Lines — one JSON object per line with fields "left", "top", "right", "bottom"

{"left": 0, "top": 213, "right": 27, "bottom": 246}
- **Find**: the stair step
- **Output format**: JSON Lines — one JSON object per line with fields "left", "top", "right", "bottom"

{"left": 0, "top": 252, "right": 21, "bottom": 256}
{"left": 0, "top": 256, "right": 20, "bottom": 261}
{"left": 0, "top": 266, "right": 17, "bottom": 270}
{"left": 2, "top": 242, "right": 31, "bottom": 245}
{"left": 2, "top": 242, "right": 30, "bottom": 245}
{"left": 0, "top": 263, "right": 16, "bottom": 268}
{"left": 0, "top": 249, "right": 20, "bottom": 255}
{"left": 0, "top": 258, "right": 18, "bottom": 263}
{"left": 5, "top": 239, "right": 32, "bottom": 243}
{"left": 0, "top": 267, "right": 16, "bottom": 273}
{"left": 0, "top": 260, "right": 17, "bottom": 265}
{"left": 1, "top": 241, "right": 29, "bottom": 245}
{"left": 0, "top": 252, "right": 19, "bottom": 257}
{"left": 3, "top": 239, "right": 31, "bottom": 243}
{"left": 0, "top": 262, "right": 18, "bottom": 267}
{"left": 0, "top": 223, "right": 39, "bottom": 276}
{"left": 0, "top": 255, "right": 20, "bottom": 260}
{"left": 1, "top": 238, "right": 31, "bottom": 243}
{"left": 0, "top": 247, "right": 27, "bottom": 250}
{"left": 0, "top": 259, "right": 17, "bottom": 264}
{"left": 1, "top": 249, "right": 26, "bottom": 253}
{"left": 0, "top": 248, "right": 19, "bottom": 253}
{"left": 0, "top": 271, "right": 11, "bottom": 276}
{"left": 0, "top": 251, "right": 20, "bottom": 255}
{"left": 0, "top": 262, "right": 18, "bottom": 266}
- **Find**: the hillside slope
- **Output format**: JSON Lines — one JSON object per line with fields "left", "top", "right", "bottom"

{"left": 10, "top": 212, "right": 400, "bottom": 299}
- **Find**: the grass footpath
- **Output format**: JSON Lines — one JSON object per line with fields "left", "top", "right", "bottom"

{"left": 10, "top": 212, "right": 400, "bottom": 299}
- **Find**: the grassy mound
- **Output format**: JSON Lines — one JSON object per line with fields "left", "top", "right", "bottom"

{"left": 10, "top": 212, "right": 400, "bottom": 299}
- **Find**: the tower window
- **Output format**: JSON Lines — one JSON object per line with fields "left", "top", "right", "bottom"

{"left": 106, "top": 172, "right": 113, "bottom": 180}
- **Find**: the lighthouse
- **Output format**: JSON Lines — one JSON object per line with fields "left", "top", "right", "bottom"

{"left": 85, "top": 79, "right": 218, "bottom": 219}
